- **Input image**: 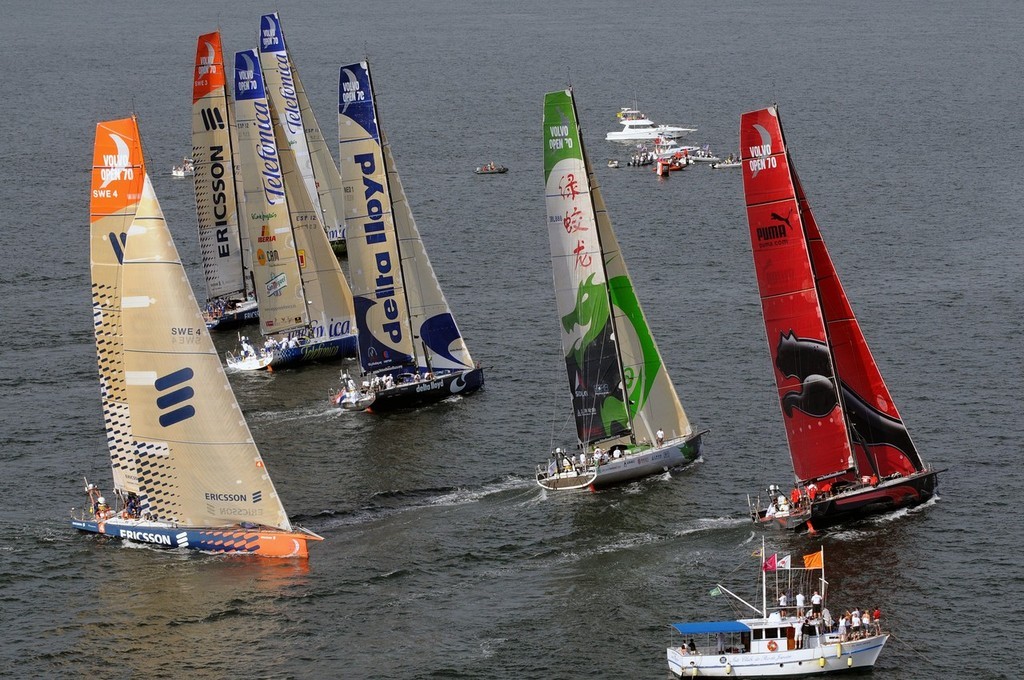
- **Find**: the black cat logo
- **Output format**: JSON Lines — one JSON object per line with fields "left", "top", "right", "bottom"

{"left": 775, "top": 330, "right": 922, "bottom": 470}
{"left": 774, "top": 331, "right": 838, "bottom": 418}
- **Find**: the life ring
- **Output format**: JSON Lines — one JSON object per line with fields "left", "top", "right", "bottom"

{"left": 767, "top": 640, "right": 778, "bottom": 652}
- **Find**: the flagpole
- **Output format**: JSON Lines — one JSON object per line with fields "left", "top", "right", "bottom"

{"left": 761, "top": 535, "right": 767, "bottom": 618}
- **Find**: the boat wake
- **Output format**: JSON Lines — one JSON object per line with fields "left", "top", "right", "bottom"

{"left": 670, "top": 516, "right": 749, "bottom": 538}
{"left": 305, "top": 476, "right": 534, "bottom": 530}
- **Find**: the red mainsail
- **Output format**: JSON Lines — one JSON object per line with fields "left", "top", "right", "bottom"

{"left": 741, "top": 106, "right": 925, "bottom": 485}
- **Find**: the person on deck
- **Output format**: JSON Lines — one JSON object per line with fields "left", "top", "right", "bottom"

{"left": 795, "top": 592, "right": 805, "bottom": 616}
{"left": 687, "top": 639, "right": 697, "bottom": 654}
{"left": 873, "top": 606, "right": 882, "bottom": 634}
{"left": 811, "top": 590, "right": 822, "bottom": 614}
{"left": 656, "top": 428, "right": 665, "bottom": 446}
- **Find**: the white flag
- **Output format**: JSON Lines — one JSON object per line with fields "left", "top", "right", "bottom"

{"left": 777, "top": 554, "right": 792, "bottom": 569}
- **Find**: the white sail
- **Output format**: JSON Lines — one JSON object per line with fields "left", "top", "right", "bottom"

{"left": 258, "top": 12, "right": 347, "bottom": 246}
{"left": 589, "top": 146, "right": 691, "bottom": 446}
{"left": 191, "top": 31, "right": 248, "bottom": 300}
{"left": 93, "top": 116, "right": 292, "bottom": 530}
{"left": 384, "top": 137, "right": 474, "bottom": 372}
{"left": 274, "top": 110, "right": 356, "bottom": 341}
{"left": 232, "top": 49, "right": 309, "bottom": 335}
{"left": 90, "top": 118, "right": 143, "bottom": 494}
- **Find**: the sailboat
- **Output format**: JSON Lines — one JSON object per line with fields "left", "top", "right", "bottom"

{"left": 73, "top": 115, "right": 323, "bottom": 557}
{"left": 191, "top": 30, "right": 259, "bottom": 332}
{"left": 740, "top": 105, "right": 939, "bottom": 531}
{"left": 334, "top": 61, "right": 484, "bottom": 411}
{"left": 536, "top": 88, "right": 706, "bottom": 491}
{"left": 667, "top": 543, "right": 889, "bottom": 677}
{"left": 258, "top": 12, "right": 348, "bottom": 255}
{"left": 227, "top": 48, "right": 357, "bottom": 371}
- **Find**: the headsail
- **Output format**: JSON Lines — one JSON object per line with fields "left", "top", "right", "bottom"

{"left": 337, "top": 61, "right": 416, "bottom": 373}
{"left": 258, "top": 12, "right": 347, "bottom": 247}
{"left": 233, "top": 49, "right": 309, "bottom": 335}
{"left": 191, "top": 31, "right": 250, "bottom": 301}
{"left": 91, "top": 116, "right": 292, "bottom": 530}
{"left": 90, "top": 118, "right": 144, "bottom": 494}
{"left": 543, "top": 90, "right": 630, "bottom": 446}
{"left": 740, "top": 106, "right": 924, "bottom": 484}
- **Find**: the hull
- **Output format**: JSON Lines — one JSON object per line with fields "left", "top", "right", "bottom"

{"left": 537, "top": 432, "right": 704, "bottom": 491}
{"left": 668, "top": 634, "right": 888, "bottom": 677}
{"left": 269, "top": 335, "right": 358, "bottom": 369}
{"left": 71, "top": 516, "right": 323, "bottom": 558}
{"left": 205, "top": 301, "right": 260, "bottom": 331}
{"left": 474, "top": 166, "right": 508, "bottom": 174}
{"left": 755, "top": 469, "right": 939, "bottom": 531}
{"left": 338, "top": 368, "right": 484, "bottom": 412}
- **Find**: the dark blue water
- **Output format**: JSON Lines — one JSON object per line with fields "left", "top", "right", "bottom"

{"left": 2, "top": 1, "right": 1021, "bottom": 677}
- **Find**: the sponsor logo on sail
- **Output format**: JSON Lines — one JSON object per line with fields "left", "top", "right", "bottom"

{"left": 272, "top": 53, "right": 303, "bottom": 136}
{"left": 200, "top": 107, "right": 225, "bottom": 132}
{"left": 208, "top": 145, "right": 232, "bottom": 257}
{"left": 195, "top": 40, "right": 217, "bottom": 83}
{"left": 155, "top": 367, "right": 196, "bottom": 427}
{"left": 340, "top": 69, "right": 366, "bottom": 111}
{"left": 266, "top": 272, "right": 287, "bottom": 296}
{"left": 747, "top": 123, "right": 777, "bottom": 177}
{"left": 253, "top": 100, "right": 286, "bottom": 205}
{"left": 257, "top": 224, "right": 277, "bottom": 243}
{"left": 205, "top": 492, "right": 248, "bottom": 502}
{"left": 99, "top": 133, "right": 133, "bottom": 189}
{"left": 756, "top": 209, "right": 794, "bottom": 245}
{"left": 354, "top": 151, "right": 403, "bottom": 345}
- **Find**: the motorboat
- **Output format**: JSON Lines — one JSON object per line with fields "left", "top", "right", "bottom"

{"left": 606, "top": 107, "right": 695, "bottom": 143}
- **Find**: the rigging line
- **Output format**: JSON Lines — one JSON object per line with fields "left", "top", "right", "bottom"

{"left": 887, "top": 631, "right": 940, "bottom": 668}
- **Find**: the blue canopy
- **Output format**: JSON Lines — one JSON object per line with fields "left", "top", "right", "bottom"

{"left": 671, "top": 621, "right": 751, "bottom": 635}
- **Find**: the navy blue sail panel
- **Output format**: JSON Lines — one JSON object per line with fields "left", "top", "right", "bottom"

{"left": 672, "top": 621, "right": 752, "bottom": 635}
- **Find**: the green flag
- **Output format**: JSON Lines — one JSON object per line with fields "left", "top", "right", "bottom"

{"left": 709, "top": 586, "right": 722, "bottom": 597}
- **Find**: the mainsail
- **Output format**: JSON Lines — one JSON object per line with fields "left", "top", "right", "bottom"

{"left": 543, "top": 89, "right": 692, "bottom": 449}
{"left": 740, "top": 106, "right": 925, "bottom": 485}
{"left": 90, "top": 118, "right": 143, "bottom": 494}
{"left": 233, "top": 49, "right": 309, "bottom": 335}
{"left": 191, "top": 31, "right": 251, "bottom": 302}
{"left": 338, "top": 61, "right": 474, "bottom": 376}
{"left": 258, "top": 12, "right": 347, "bottom": 248}
{"left": 91, "top": 116, "right": 292, "bottom": 530}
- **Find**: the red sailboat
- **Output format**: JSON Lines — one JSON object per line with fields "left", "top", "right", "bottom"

{"left": 741, "top": 106, "right": 939, "bottom": 531}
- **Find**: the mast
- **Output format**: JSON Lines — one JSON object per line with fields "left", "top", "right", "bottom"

{"left": 761, "top": 536, "right": 767, "bottom": 618}
{"left": 567, "top": 89, "right": 634, "bottom": 445}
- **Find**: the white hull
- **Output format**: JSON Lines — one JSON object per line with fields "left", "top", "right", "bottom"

{"left": 226, "top": 353, "right": 274, "bottom": 371}
{"left": 606, "top": 127, "right": 695, "bottom": 143}
{"left": 668, "top": 634, "right": 888, "bottom": 677}
{"left": 537, "top": 434, "right": 702, "bottom": 491}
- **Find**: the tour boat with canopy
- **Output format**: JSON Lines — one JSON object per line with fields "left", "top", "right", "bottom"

{"left": 667, "top": 543, "right": 889, "bottom": 677}
{"left": 536, "top": 88, "right": 705, "bottom": 491}
{"left": 73, "top": 116, "right": 322, "bottom": 557}
{"left": 740, "top": 106, "right": 939, "bottom": 531}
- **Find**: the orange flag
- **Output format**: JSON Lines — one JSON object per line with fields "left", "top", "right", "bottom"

{"left": 803, "top": 550, "right": 823, "bottom": 569}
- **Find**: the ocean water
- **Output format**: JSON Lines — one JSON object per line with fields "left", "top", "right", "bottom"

{"left": 1, "top": 0, "right": 1021, "bottom": 677}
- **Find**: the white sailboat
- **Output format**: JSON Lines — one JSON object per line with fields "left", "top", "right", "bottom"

{"left": 537, "top": 89, "right": 705, "bottom": 491}
{"left": 334, "top": 61, "right": 484, "bottom": 411}
{"left": 191, "top": 30, "right": 259, "bottom": 331}
{"left": 258, "top": 12, "right": 347, "bottom": 255}
{"left": 228, "top": 48, "right": 357, "bottom": 371}
{"left": 73, "top": 116, "right": 322, "bottom": 558}
{"left": 667, "top": 544, "right": 889, "bottom": 677}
